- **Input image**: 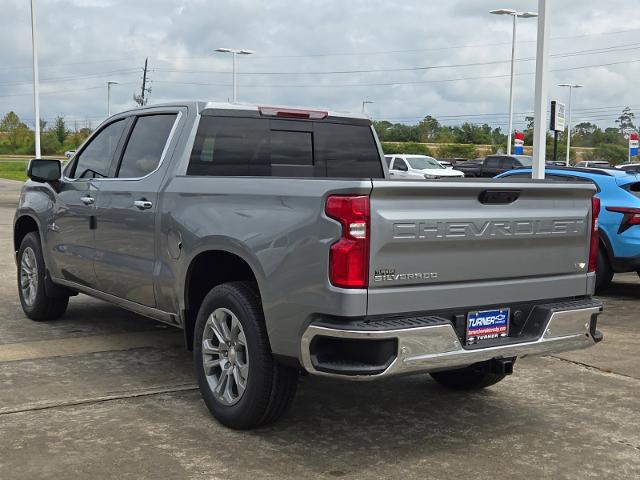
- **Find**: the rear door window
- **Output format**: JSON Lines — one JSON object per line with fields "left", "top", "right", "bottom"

{"left": 117, "top": 114, "right": 177, "bottom": 178}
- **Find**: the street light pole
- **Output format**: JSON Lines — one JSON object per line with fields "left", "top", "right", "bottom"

{"left": 30, "top": 0, "right": 41, "bottom": 158}
{"left": 215, "top": 48, "right": 255, "bottom": 103}
{"left": 362, "top": 100, "right": 375, "bottom": 115}
{"left": 490, "top": 8, "right": 538, "bottom": 155}
{"left": 532, "top": 0, "right": 551, "bottom": 179}
{"left": 558, "top": 83, "right": 584, "bottom": 166}
{"left": 507, "top": 14, "right": 517, "bottom": 155}
{"left": 107, "top": 81, "right": 118, "bottom": 117}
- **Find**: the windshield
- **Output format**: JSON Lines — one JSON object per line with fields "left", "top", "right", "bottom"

{"left": 407, "top": 157, "right": 444, "bottom": 170}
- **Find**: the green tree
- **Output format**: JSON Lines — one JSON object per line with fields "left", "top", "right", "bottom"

{"left": 415, "top": 115, "right": 440, "bottom": 142}
{"left": 451, "top": 122, "right": 492, "bottom": 144}
{"left": 372, "top": 120, "right": 393, "bottom": 141}
{"left": 52, "top": 116, "right": 67, "bottom": 145}
{"left": 616, "top": 107, "right": 636, "bottom": 135}
{"left": 0, "top": 111, "right": 30, "bottom": 152}
{"left": 585, "top": 144, "right": 628, "bottom": 165}
{"left": 381, "top": 142, "right": 433, "bottom": 156}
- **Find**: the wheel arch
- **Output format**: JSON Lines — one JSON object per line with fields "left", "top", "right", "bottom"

{"left": 14, "top": 214, "right": 41, "bottom": 255}
{"left": 182, "top": 247, "right": 265, "bottom": 351}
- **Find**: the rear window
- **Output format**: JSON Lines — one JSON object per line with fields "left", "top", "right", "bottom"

{"left": 187, "top": 116, "right": 383, "bottom": 179}
{"left": 624, "top": 182, "right": 640, "bottom": 197}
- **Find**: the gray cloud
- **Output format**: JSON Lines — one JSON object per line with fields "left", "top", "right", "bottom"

{"left": 0, "top": 0, "right": 638, "bottom": 131}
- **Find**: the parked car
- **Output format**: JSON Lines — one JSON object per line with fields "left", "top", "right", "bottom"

{"left": 546, "top": 160, "right": 567, "bottom": 167}
{"left": 64, "top": 150, "right": 76, "bottom": 159}
{"left": 616, "top": 163, "right": 640, "bottom": 173}
{"left": 498, "top": 166, "right": 640, "bottom": 290}
{"left": 385, "top": 154, "right": 464, "bottom": 179}
{"left": 575, "top": 161, "right": 610, "bottom": 168}
{"left": 453, "top": 154, "right": 532, "bottom": 177}
{"left": 15, "top": 102, "right": 602, "bottom": 429}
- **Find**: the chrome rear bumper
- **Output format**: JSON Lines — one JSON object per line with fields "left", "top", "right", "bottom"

{"left": 300, "top": 302, "right": 602, "bottom": 380}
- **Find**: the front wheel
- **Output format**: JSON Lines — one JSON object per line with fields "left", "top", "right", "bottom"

{"left": 194, "top": 281, "right": 298, "bottom": 429}
{"left": 17, "top": 232, "right": 68, "bottom": 321}
{"left": 430, "top": 362, "right": 508, "bottom": 390}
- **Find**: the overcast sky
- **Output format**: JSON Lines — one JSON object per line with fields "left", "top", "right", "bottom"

{"left": 0, "top": 0, "right": 637, "bottom": 132}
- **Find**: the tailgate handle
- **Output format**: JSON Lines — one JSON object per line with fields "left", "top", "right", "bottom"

{"left": 478, "top": 190, "right": 520, "bottom": 205}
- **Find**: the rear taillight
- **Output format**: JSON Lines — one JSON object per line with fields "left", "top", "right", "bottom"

{"left": 325, "top": 195, "right": 370, "bottom": 288}
{"left": 605, "top": 206, "right": 640, "bottom": 233}
{"left": 589, "top": 196, "right": 600, "bottom": 273}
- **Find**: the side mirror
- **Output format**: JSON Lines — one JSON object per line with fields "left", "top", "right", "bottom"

{"left": 27, "top": 159, "right": 61, "bottom": 183}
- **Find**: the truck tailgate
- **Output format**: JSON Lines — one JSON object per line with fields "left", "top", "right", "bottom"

{"left": 367, "top": 179, "right": 596, "bottom": 315}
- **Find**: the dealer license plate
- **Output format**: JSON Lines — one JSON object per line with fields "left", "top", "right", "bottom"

{"left": 466, "top": 308, "right": 510, "bottom": 345}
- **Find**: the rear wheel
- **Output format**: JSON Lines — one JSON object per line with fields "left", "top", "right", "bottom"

{"left": 194, "top": 281, "right": 298, "bottom": 429}
{"left": 595, "top": 247, "right": 613, "bottom": 292}
{"left": 17, "top": 232, "right": 68, "bottom": 321}
{"left": 430, "top": 362, "right": 507, "bottom": 391}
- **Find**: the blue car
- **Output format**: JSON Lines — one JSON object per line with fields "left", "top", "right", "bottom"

{"left": 497, "top": 167, "right": 640, "bottom": 291}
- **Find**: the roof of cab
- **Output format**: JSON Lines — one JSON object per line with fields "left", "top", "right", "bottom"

{"left": 111, "top": 101, "right": 369, "bottom": 122}
{"left": 200, "top": 101, "right": 368, "bottom": 120}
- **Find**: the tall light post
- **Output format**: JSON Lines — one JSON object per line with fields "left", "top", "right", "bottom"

{"left": 215, "top": 48, "right": 255, "bottom": 102}
{"left": 532, "top": 0, "right": 551, "bottom": 179}
{"left": 558, "top": 83, "right": 584, "bottom": 166}
{"left": 30, "top": 0, "right": 41, "bottom": 158}
{"left": 490, "top": 8, "right": 538, "bottom": 155}
{"left": 362, "top": 100, "right": 375, "bottom": 115}
{"left": 106, "top": 81, "right": 118, "bottom": 116}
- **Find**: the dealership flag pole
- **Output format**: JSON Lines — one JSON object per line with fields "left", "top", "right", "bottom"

{"left": 532, "top": 0, "right": 550, "bottom": 179}
{"left": 30, "top": 0, "right": 41, "bottom": 158}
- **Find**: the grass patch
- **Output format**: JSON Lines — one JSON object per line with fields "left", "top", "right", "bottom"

{"left": 0, "top": 161, "right": 28, "bottom": 181}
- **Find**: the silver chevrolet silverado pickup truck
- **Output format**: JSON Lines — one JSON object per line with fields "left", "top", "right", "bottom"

{"left": 14, "top": 102, "right": 603, "bottom": 429}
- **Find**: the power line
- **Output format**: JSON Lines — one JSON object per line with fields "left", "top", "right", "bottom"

{"left": 151, "top": 41, "right": 640, "bottom": 77}
{"left": 0, "top": 68, "right": 139, "bottom": 87}
{"left": 249, "top": 27, "right": 640, "bottom": 59}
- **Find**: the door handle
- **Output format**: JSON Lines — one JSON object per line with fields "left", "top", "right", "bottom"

{"left": 80, "top": 196, "right": 94, "bottom": 205}
{"left": 134, "top": 199, "right": 153, "bottom": 210}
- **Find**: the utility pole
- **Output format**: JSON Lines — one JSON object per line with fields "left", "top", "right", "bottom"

{"left": 134, "top": 58, "right": 151, "bottom": 106}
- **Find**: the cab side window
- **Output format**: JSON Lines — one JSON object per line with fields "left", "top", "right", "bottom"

{"left": 393, "top": 159, "right": 408, "bottom": 171}
{"left": 485, "top": 157, "right": 501, "bottom": 169}
{"left": 501, "top": 158, "right": 516, "bottom": 170}
{"left": 71, "top": 119, "right": 127, "bottom": 179}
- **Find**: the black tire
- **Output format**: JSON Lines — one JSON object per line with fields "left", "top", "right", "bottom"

{"left": 595, "top": 247, "right": 613, "bottom": 292}
{"left": 193, "top": 281, "right": 298, "bottom": 429}
{"left": 17, "top": 232, "right": 69, "bottom": 321}
{"left": 430, "top": 362, "right": 507, "bottom": 391}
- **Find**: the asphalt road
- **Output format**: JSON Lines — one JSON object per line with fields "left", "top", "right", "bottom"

{"left": 0, "top": 179, "right": 638, "bottom": 480}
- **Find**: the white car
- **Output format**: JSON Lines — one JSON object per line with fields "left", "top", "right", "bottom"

{"left": 385, "top": 154, "right": 465, "bottom": 179}
{"left": 64, "top": 150, "right": 76, "bottom": 159}
{"left": 615, "top": 163, "right": 640, "bottom": 173}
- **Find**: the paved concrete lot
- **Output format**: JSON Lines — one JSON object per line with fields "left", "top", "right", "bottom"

{"left": 0, "top": 179, "right": 639, "bottom": 479}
